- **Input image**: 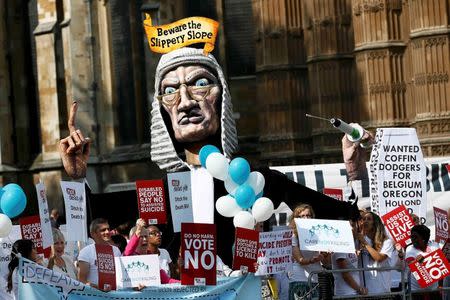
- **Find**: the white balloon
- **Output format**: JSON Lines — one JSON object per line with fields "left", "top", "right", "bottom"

{"left": 233, "top": 211, "right": 255, "bottom": 229}
{"left": 215, "top": 195, "right": 242, "bottom": 217}
{"left": 205, "top": 153, "right": 229, "bottom": 181}
{"left": 252, "top": 197, "right": 274, "bottom": 222}
{"left": 0, "top": 213, "right": 12, "bottom": 238}
{"left": 245, "top": 171, "right": 265, "bottom": 195}
{"left": 224, "top": 176, "right": 239, "bottom": 195}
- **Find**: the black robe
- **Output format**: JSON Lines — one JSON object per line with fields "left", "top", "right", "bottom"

{"left": 86, "top": 167, "right": 359, "bottom": 266}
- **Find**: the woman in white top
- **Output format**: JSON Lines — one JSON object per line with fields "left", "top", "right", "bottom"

{"left": 358, "top": 211, "right": 394, "bottom": 295}
{"left": 7, "top": 239, "right": 39, "bottom": 300}
{"left": 47, "top": 228, "right": 77, "bottom": 279}
{"left": 288, "top": 204, "right": 325, "bottom": 300}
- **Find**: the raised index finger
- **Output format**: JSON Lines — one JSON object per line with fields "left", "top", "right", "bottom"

{"left": 68, "top": 102, "right": 78, "bottom": 133}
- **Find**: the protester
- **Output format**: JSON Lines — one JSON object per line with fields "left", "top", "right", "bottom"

{"left": 288, "top": 204, "right": 324, "bottom": 299}
{"left": 123, "top": 218, "right": 179, "bottom": 285}
{"left": 47, "top": 228, "right": 77, "bottom": 279}
{"left": 7, "top": 239, "right": 39, "bottom": 300}
{"left": 332, "top": 220, "right": 368, "bottom": 297}
{"left": 404, "top": 225, "right": 440, "bottom": 300}
{"left": 50, "top": 208, "right": 60, "bottom": 229}
{"left": 358, "top": 211, "right": 394, "bottom": 296}
{"left": 77, "top": 218, "right": 122, "bottom": 289}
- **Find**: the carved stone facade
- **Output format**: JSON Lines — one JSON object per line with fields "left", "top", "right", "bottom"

{"left": 0, "top": 0, "right": 449, "bottom": 213}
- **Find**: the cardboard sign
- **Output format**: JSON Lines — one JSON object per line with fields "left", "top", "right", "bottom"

{"left": 323, "top": 188, "right": 343, "bottom": 201}
{"left": 295, "top": 219, "right": 355, "bottom": 253}
{"left": 136, "top": 180, "right": 167, "bottom": 225}
{"left": 408, "top": 249, "right": 450, "bottom": 288}
{"left": 0, "top": 226, "right": 21, "bottom": 300}
{"left": 96, "top": 244, "right": 117, "bottom": 291}
{"left": 256, "top": 229, "right": 293, "bottom": 275}
{"left": 434, "top": 207, "right": 449, "bottom": 244}
{"left": 369, "top": 128, "right": 427, "bottom": 223}
{"left": 60, "top": 181, "right": 88, "bottom": 242}
{"left": 167, "top": 170, "right": 214, "bottom": 233}
{"left": 382, "top": 205, "right": 414, "bottom": 248}
{"left": 115, "top": 254, "right": 161, "bottom": 289}
{"left": 35, "top": 183, "right": 53, "bottom": 252}
{"left": 233, "top": 227, "right": 259, "bottom": 272}
{"left": 181, "top": 223, "right": 216, "bottom": 286}
{"left": 19, "top": 215, "right": 44, "bottom": 254}
{"left": 143, "top": 16, "right": 219, "bottom": 55}
{"left": 442, "top": 239, "right": 450, "bottom": 262}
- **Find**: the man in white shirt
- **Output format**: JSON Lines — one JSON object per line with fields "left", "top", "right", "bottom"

{"left": 77, "top": 218, "right": 121, "bottom": 289}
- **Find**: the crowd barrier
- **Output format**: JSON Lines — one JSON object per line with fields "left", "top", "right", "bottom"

{"left": 299, "top": 265, "right": 450, "bottom": 300}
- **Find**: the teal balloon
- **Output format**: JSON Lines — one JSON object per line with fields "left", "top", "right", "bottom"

{"left": 1, "top": 184, "right": 27, "bottom": 218}
{"left": 229, "top": 157, "right": 250, "bottom": 185}
{"left": 256, "top": 191, "right": 264, "bottom": 199}
{"left": 199, "top": 145, "right": 220, "bottom": 168}
{"left": 235, "top": 184, "right": 255, "bottom": 209}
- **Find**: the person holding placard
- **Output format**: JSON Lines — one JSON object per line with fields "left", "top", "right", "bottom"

{"left": 332, "top": 220, "right": 368, "bottom": 297}
{"left": 358, "top": 211, "right": 394, "bottom": 295}
{"left": 77, "top": 218, "right": 122, "bottom": 289}
{"left": 47, "top": 228, "right": 77, "bottom": 279}
{"left": 124, "top": 218, "right": 179, "bottom": 285}
{"left": 404, "top": 225, "right": 440, "bottom": 300}
{"left": 288, "top": 204, "right": 325, "bottom": 300}
{"left": 7, "top": 239, "right": 40, "bottom": 300}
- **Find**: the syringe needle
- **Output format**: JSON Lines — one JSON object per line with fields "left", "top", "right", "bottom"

{"left": 305, "top": 113, "right": 330, "bottom": 122}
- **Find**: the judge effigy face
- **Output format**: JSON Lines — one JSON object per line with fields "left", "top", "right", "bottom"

{"left": 158, "top": 65, "right": 221, "bottom": 143}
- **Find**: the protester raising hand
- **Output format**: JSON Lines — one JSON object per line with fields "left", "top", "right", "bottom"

{"left": 59, "top": 102, "right": 91, "bottom": 179}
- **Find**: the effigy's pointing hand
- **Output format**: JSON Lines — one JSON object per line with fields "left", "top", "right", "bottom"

{"left": 59, "top": 102, "right": 91, "bottom": 179}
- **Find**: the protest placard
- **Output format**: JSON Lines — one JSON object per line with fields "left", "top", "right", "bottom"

{"left": 295, "top": 219, "right": 355, "bottom": 253}
{"left": 181, "top": 223, "right": 216, "bottom": 286}
{"left": 60, "top": 181, "right": 88, "bottom": 242}
{"left": 442, "top": 240, "right": 450, "bottom": 262}
{"left": 19, "top": 215, "right": 44, "bottom": 255}
{"left": 255, "top": 229, "right": 293, "bottom": 275}
{"left": 381, "top": 205, "right": 414, "bottom": 248}
{"left": 115, "top": 254, "right": 161, "bottom": 289}
{"left": 96, "top": 244, "right": 116, "bottom": 291}
{"left": 233, "top": 227, "right": 259, "bottom": 272}
{"left": 136, "top": 179, "right": 167, "bottom": 225}
{"left": 408, "top": 249, "right": 450, "bottom": 288}
{"left": 36, "top": 183, "right": 53, "bottom": 252}
{"left": 434, "top": 207, "right": 448, "bottom": 244}
{"left": 323, "top": 188, "right": 343, "bottom": 201}
{"left": 0, "top": 225, "right": 21, "bottom": 300}
{"left": 168, "top": 170, "right": 214, "bottom": 232}
{"left": 143, "top": 16, "right": 219, "bottom": 55}
{"left": 369, "top": 128, "right": 427, "bottom": 223}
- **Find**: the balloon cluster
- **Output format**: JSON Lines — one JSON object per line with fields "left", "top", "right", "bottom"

{"left": 200, "top": 145, "right": 274, "bottom": 229}
{"left": 0, "top": 184, "right": 27, "bottom": 238}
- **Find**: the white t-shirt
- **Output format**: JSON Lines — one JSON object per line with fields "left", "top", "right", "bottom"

{"left": 289, "top": 235, "right": 322, "bottom": 283}
{"left": 361, "top": 236, "right": 394, "bottom": 294}
{"left": 11, "top": 268, "right": 18, "bottom": 300}
{"left": 332, "top": 250, "right": 360, "bottom": 296}
{"left": 77, "top": 243, "right": 121, "bottom": 286}
{"left": 52, "top": 255, "right": 78, "bottom": 279}
{"left": 158, "top": 248, "right": 172, "bottom": 276}
{"left": 405, "top": 242, "right": 439, "bottom": 291}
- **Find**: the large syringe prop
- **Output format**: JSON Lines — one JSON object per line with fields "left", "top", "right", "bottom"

{"left": 306, "top": 114, "right": 371, "bottom": 147}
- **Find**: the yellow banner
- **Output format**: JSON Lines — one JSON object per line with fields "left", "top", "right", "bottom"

{"left": 143, "top": 15, "right": 219, "bottom": 55}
